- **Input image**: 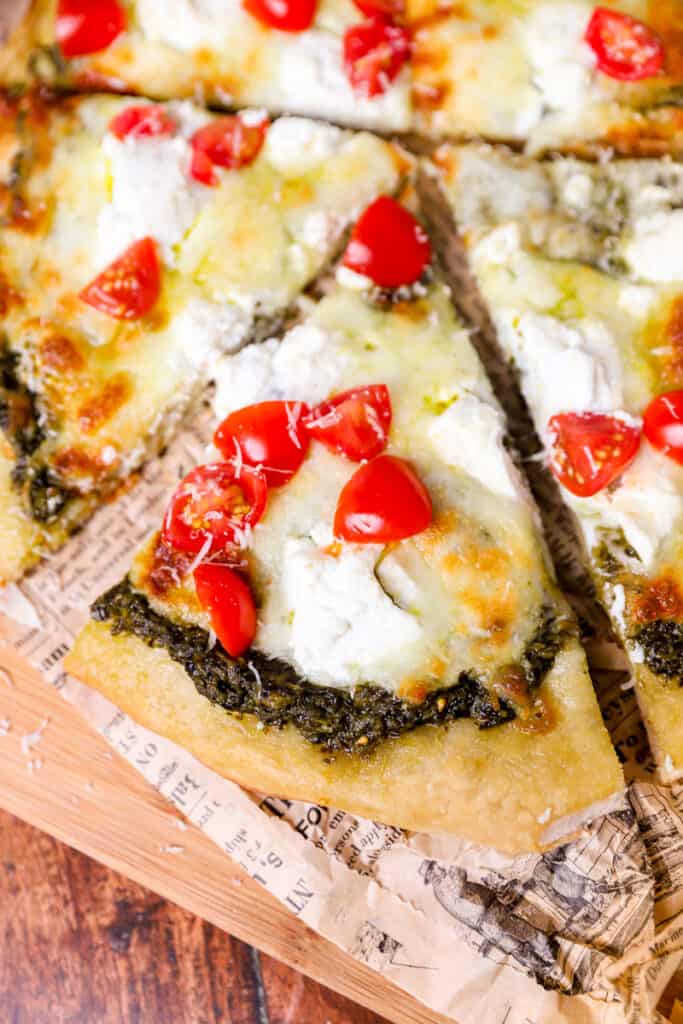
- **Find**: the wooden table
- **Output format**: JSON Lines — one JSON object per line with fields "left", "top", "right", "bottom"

{"left": 0, "top": 808, "right": 389, "bottom": 1024}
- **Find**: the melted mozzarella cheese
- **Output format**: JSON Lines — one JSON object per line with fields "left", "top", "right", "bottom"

{"left": 427, "top": 394, "right": 522, "bottom": 501}
{"left": 495, "top": 311, "right": 623, "bottom": 431}
{"left": 212, "top": 323, "right": 349, "bottom": 419}
{"left": 263, "top": 117, "right": 346, "bottom": 175}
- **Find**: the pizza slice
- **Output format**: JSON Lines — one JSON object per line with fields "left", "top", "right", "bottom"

{"left": 0, "top": 90, "right": 406, "bottom": 582}
{"left": 3, "top": 1, "right": 683, "bottom": 152}
{"left": 65, "top": 195, "right": 622, "bottom": 853}
{"left": 433, "top": 142, "right": 683, "bottom": 780}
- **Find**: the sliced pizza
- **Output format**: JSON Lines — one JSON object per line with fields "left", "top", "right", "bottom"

{"left": 65, "top": 195, "right": 623, "bottom": 853}
{"left": 0, "top": 90, "right": 406, "bottom": 582}
{"left": 434, "top": 142, "right": 683, "bottom": 779}
{"left": 3, "top": 2, "right": 683, "bottom": 151}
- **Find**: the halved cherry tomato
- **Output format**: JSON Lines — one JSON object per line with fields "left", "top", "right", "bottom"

{"left": 163, "top": 462, "right": 268, "bottom": 554}
{"left": 189, "top": 115, "right": 268, "bottom": 185}
{"left": 243, "top": 0, "right": 317, "bottom": 31}
{"left": 342, "top": 196, "right": 430, "bottom": 288}
{"left": 194, "top": 564, "right": 257, "bottom": 657}
{"left": 353, "top": 0, "right": 404, "bottom": 19}
{"left": 56, "top": 0, "right": 126, "bottom": 58}
{"left": 214, "top": 401, "right": 310, "bottom": 487}
{"left": 109, "top": 104, "right": 176, "bottom": 140}
{"left": 343, "top": 16, "right": 411, "bottom": 98}
{"left": 79, "top": 237, "right": 160, "bottom": 321}
{"left": 334, "top": 454, "right": 432, "bottom": 543}
{"left": 547, "top": 411, "right": 641, "bottom": 498}
{"left": 585, "top": 7, "right": 664, "bottom": 82}
{"left": 643, "top": 391, "right": 683, "bottom": 465}
{"left": 304, "top": 385, "right": 391, "bottom": 461}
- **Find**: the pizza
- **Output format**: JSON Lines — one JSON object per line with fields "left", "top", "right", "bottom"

{"left": 64, "top": 194, "right": 623, "bottom": 854}
{"left": 0, "top": 90, "right": 406, "bottom": 582}
{"left": 3, "top": 1, "right": 683, "bottom": 151}
{"left": 433, "top": 143, "right": 683, "bottom": 780}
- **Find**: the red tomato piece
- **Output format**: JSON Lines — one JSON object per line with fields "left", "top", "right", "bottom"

{"left": 56, "top": 0, "right": 126, "bottom": 57}
{"left": 584, "top": 7, "right": 664, "bottom": 82}
{"left": 353, "top": 0, "right": 404, "bottom": 19}
{"left": 343, "top": 16, "right": 411, "bottom": 98}
{"left": 194, "top": 564, "right": 257, "bottom": 657}
{"left": 643, "top": 391, "right": 683, "bottom": 465}
{"left": 79, "top": 237, "right": 161, "bottom": 321}
{"left": 109, "top": 104, "right": 176, "bottom": 140}
{"left": 334, "top": 454, "right": 432, "bottom": 543}
{"left": 214, "top": 401, "right": 310, "bottom": 487}
{"left": 304, "top": 385, "right": 391, "bottom": 461}
{"left": 242, "top": 0, "right": 317, "bottom": 31}
{"left": 547, "top": 411, "right": 641, "bottom": 498}
{"left": 342, "top": 196, "right": 430, "bottom": 288}
{"left": 189, "top": 116, "right": 268, "bottom": 185}
{"left": 163, "top": 462, "right": 268, "bottom": 554}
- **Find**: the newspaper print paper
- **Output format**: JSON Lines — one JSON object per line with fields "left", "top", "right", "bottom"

{"left": 1, "top": 415, "right": 683, "bottom": 1024}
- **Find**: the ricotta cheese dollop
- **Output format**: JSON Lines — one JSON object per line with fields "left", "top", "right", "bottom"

{"left": 276, "top": 532, "right": 423, "bottom": 689}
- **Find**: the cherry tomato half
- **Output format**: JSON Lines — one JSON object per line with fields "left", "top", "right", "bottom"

{"left": 643, "top": 391, "right": 683, "bottom": 466}
{"left": 584, "top": 7, "right": 664, "bottom": 82}
{"left": 189, "top": 115, "right": 268, "bottom": 185}
{"left": 214, "top": 401, "right": 310, "bottom": 487}
{"left": 242, "top": 0, "right": 317, "bottom": 31}
{"left": 334, "top": 454, "right": 432, "bottom": 543}
{"left": 56, "top": 0, "right": 126, "bottom": 58}
{"left": 343, "top": 16, "right": 411, "bottom": 98}
{"left": 194, "top": 564, "right": 257, "bottom": 657}
{"left": 109, "top": 104, "right": 176, "bottom": 140}
{"left": 353, "top": 0, "right": 404, "bottom": 20}
{"left": 342, "top": 196, "right": 431, "bottom": 289}
{"left": 547, "top": 411, "right": 641, "bottom": 498}
{"left": 163, "top": 462, "right": 268, "bottom": 554}
{"left": 79, "top": 237, "right": 161, "bottom": 321}
{"left": 304, "top": 385, "right": 391, "bottom": 462}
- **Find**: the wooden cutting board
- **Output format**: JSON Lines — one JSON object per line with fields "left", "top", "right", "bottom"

{"left": 0, "top": 643, "right": 452, "bottom": 1024}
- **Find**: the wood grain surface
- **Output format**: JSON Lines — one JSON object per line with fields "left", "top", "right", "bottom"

{"left": 0, "top": 641, "right": 452, "bottom": 1024}
{"left": 0, "top": 808, "right": 389, "bottom": 1024}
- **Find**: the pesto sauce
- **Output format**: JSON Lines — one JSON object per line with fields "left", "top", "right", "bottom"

{"left": 634, "top": 620, "right": 683, "bottom": 685}
{"left": 0, "top": 341, "right": 75, "bottom": 524}
{"left": 92, "top": 578, "right": 564, "bottom": 755}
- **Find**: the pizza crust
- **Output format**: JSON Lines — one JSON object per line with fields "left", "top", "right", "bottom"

{"left": 65, "top": 622, "right": 623, "bottom": 854}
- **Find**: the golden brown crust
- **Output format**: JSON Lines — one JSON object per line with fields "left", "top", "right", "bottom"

{"left": 65, "top": 622, "right": 623, "bottom": 854}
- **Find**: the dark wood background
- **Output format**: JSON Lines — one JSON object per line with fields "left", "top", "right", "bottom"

{"left": 0, "top": 809, "right": 390, "bottom": 1024}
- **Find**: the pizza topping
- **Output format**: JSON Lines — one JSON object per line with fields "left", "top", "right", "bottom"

{"left": 353, "top": 0, "right": 404, "bottom": 19}
{"left": 56, "top": 0, "right": 126, "bottom": 57}
{"left": 214, "top": 400, "right": 310, "bottom": 487}
{"left": 162, "top": 462, "right": 268, "bottom": 554}
{"left": 189, "top": 115, "right": 268, "bottom": 185}
{"left": 343, "top": 16, "right": 411, "bottom": 99}
{"left": 304, "top": 385, "right": 391, "bottom": 462}
{"left": 643, "top": 391, "right": 683, "bottom": 465}
{"left": 193, "top": 564, "right": 257, "bottom": 657}
{"left": 109, "top": 104, "right": 176, "bottom": 140}
{"left": 547, "top": 411, "right": 641, "bottom": 498}
{"left": 242, "top": 0, "right": 317, "bottom": 32}
{"left": 584, "top": 7, "right": 664, "bottom": 82}
{"left": 334, "top": 454, "right": 432, "bottom": 542}
{"left": 79, "top": 237, "right": 161, "bottom": 321}
{"left": 342, "top": 197, "right": 430, "bottom": 289}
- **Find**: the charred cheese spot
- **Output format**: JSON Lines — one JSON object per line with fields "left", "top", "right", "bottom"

{"left": 77, "top": 373, "right": 132, "bottom": 434}
{"left": 0, "top": 276, "right": 21, "bottom": 316}
{"left": 633, "top": 575, "right": 683, "bottom": 624}
{"left": 39, "top": 334, "right": 84, "bottom": 374}
{"left": 648, "top": 0, "right": 683, "bottom": 84}
{"left": 52, "top": 446, "right": 118, "bottom": 481}
{"left": 655, "top": 295, "right": 683, "bottom": 388}
{"left": 412, "top": 82, "right": 451, "bottom": 111}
